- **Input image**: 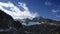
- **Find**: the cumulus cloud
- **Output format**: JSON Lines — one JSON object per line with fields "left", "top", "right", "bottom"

{"left": 45, "top": 1, "right": 52, "bottom": 6}
{"left": 0, "top": 1, "right": 39, "bottom": 19}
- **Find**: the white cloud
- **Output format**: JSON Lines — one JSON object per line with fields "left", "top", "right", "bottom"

{"left": 52, "top": 9, "right": 60, "bottom": 17}
{"left": 45, "top": 1, "right": 52, "bottom": 6}
{"left": 56, "top": 15, "right": 60, "bottom": 17}
{"left": 52, "top": 9, "right": 59, "bottom": 13}
{"left": 0, "top": 1, "right": 39, "bottom": 19}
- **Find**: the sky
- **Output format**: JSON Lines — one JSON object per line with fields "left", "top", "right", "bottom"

{"left": 0, "top": 0, "right": 60, "bottom": 21}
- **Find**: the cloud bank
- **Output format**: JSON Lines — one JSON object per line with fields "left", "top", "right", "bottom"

{"left": 0, "top": 1, "right": 39, "bottom": 19}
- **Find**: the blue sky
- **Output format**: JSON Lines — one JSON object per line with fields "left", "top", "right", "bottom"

{"left": 0, "top": 0, "right": 60, "bottom": 20}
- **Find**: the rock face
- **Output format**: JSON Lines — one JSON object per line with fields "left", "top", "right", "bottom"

{"left": 0, "top": 10, "right": 25, "bottom": 34}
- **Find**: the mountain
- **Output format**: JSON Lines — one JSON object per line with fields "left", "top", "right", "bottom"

{"left": 1, "top": 8, "right": 59, "bottom": 34}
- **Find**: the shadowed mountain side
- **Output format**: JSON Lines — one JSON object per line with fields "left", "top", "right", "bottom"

{"left": 0, "top": 10, "right": 13, "bottom": 29}
{"left": 0, "top": 10, "right": 25, "bottom": 34}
